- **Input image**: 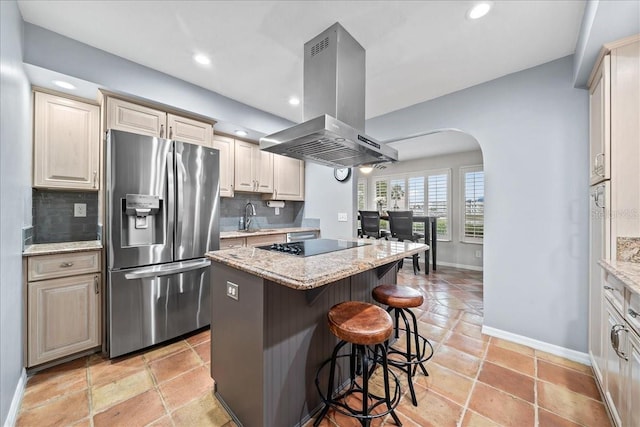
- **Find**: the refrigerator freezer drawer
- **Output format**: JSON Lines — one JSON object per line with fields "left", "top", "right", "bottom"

{"left": 108, "top": 259, "right": 211, "bottom": 358}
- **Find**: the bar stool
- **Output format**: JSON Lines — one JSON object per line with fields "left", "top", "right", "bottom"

{"left": 372, "top": 285, "right": 433, "bottom": 406}
{"left": 314, "top": 301, "right": 402, "bottom": 427}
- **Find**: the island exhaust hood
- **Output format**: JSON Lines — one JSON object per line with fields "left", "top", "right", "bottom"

{"left": 260, "top": 23, "right": 398, "bottom": 168}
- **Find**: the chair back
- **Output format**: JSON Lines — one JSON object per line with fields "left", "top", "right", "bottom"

{"left": 388, "top": 210, "right": 417, "bottom": 242}
{"left": 359, "top": 210, "right": 381, "bottom": 238}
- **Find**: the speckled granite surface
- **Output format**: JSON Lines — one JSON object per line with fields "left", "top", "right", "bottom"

{"left": 220, "top": 227, "right": 320, "bottom": 239}
{"left": 23, "top": 240, "right": 103, "bottom": 256}
{"left": 600, "top": 259, "right": 640, "bottom": 296}
{"left": 617, "top": 237, "right": 640, "bottom": 262}
{"left": 206, "top": 239, "right": 428, "bottom": 290}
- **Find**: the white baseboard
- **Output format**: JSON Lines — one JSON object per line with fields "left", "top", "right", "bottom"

{"left": 433, "top": 261, "right": 483, "bottom": 272}
{"left": 482, "top": 325, "right": 591, "bottom": 366}
{"left": 4, "top": 368, "right": 26, "bottom": 427}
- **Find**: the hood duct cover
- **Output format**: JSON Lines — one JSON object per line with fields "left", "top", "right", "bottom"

{"left": 260, "top": 23, "right": 398, "bottom": 168}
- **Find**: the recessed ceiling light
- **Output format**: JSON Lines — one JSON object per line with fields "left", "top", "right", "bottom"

{"left": 467, "top": 2, "right": 492, "bottom": 20}
{"left": 53, "top": 80, "right": 75, "bottom": 90}
{"left": 359, "top": 165, "right": 373, "bottom": 174}
{"left": 288, "top": 97, "right": 300, "bottom": 106}
{"left": 193, "top": 54, "right": 211, "bottom": 66}
{"left": 235, "top": 130, "right": 248, "bottom": 137}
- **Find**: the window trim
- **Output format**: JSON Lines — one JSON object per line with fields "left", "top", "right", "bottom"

{"left": 460, "top": 165, "right": 484, "bottom": 244}
{"left": 357, "top": 178, "right": 368, "bottom": 211}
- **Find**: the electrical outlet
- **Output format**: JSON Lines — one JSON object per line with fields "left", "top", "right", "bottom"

{"left": 337, "top": 212, "right": 348, "bottom": 222}
{"left": 475, "top": 250, "right": 482, "bottom": 258}
{"left": 74, "top": 203, "right": 86, "bottom": 217}
{"left": 226, "top": 282, "right": 238, "bottom": 300}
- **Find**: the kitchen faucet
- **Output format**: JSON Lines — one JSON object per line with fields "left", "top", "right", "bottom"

{"left": 244, "top": 202, "right": 257, "bottom": 230}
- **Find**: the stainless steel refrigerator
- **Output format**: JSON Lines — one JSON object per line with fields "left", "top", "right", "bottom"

{"left": 106, "top": 129, "right": 219, "bottom": 357}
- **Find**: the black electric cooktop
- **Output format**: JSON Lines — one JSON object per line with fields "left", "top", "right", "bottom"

{"left": 257, "top": 238, "right": 370, "bottom": 257}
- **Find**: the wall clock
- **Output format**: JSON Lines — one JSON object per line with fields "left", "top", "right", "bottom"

{"left": 334, "top": 167, "right": 351, "bottom": 182}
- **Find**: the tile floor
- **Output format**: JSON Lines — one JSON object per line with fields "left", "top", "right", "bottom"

{"left": 16, "top": 266, "right": 611, "bottom": 427}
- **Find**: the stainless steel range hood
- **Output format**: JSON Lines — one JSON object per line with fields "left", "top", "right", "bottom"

{"left": 260, "top": 23, "right": 398, "bottom": 168}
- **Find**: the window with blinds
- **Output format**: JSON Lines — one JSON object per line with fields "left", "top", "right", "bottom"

{"left": 374, "top": 179, "right": 388, "bottom": 211}
{"left": 427, "top": 173, "right": 450, "bottom": 239}
{"left": 407, "top": 177, "right": 424, "bottom": 214}
{"left": 357, "top": 179, "right": 367, "bottom": 210}
{"left": 461, "top": 166, "right": 484, "bottom": 243}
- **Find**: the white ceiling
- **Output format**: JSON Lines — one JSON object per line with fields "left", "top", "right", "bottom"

{"left": 18, "top": 0, "right": 585, "bottom": 128}
{"left": 388, "top": 129, "right": 481, "bottom": 161}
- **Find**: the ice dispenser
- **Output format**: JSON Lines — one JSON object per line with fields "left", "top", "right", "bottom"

{"left": 121, "top": 194, "right": 164, "bottom": 246}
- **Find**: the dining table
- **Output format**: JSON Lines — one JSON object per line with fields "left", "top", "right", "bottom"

{"left": 378, "top": 214, "right": 438, "bottom": 274}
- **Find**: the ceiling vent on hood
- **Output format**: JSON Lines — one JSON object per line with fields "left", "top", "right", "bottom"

{"left": 260, "top": 23, "right": 398, "bottom": 168}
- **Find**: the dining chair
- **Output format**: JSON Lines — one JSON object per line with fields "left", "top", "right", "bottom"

{"left": 359, "top": 210, "right": 388, "bottom": 239}
{"left": 387, "top": 210, "right": 424, "bottom": 274}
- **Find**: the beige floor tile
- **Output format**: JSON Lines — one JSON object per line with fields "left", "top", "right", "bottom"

{"left": 395, "top": 386, "right": 463, "bottom": 427}
{"left": 432, "top": 345, "right": 481, "bottom": 379}
{"left": 93, "top": 389, "right": 166, "bottom": 427}
{"left": 17, "top": 390, "right": 89, "bottom": 427}
{"left": 489, "top": 336, "right": 535, "bottom": 356}
{"left": 149, "top": 348, "right": 202, "bottom": 384}
{"left": 26, "top": 357, "right": 87, "bottom": 388}
{"left": 477, "top": 361, "right": 535, "bottom": 403}
{"left": 89, "top": 353, "right": 146, "bottom": 387}
{"left": 144, "top": 340, "right": 191, "bottom": 362}
{"left": 171, "top": 393, "right": 233, "bottom": 427}
{"left": 536, "top": 350, "right": 594, "bottom": 376}
{"left": 186, "top": 328, "right": 211, "bottom": 346}
{"left": 453, "top": 320, "right": 484, "bottom": 340}
{"left": 460, "top": 409, "right": 502, "bottom": 427}
{"left": 420, "top": 310, "right": 457, "bottom": 329}
{"left": 538, "top": 408, "right": 583, "bottom": 427}
{"left": 444, "top": 332, "right": 488, "bottom": 358}
{"left": 21, "top": 365, "right": 87, "bottom": 410}
{"left": 91, "top": 369, "right": 154, "bottom": 412}
{"left": 416, "top": 319, "right": 450, "bottom": 342}
{"left": 537, "top": 381, "right": 610, "bottom": 427}
{"left": 193, "top": 341, "right": 211, "bottom": 364}
{"left": 414, "top": 362, "right": 473, "bottom": 406}
{"left": 485, "top": 343, "right": 535, "bottom": 376}
{"left": 160, "top": 365, "right": 214, "bottom": 411}
{"left": 468, "top": 382, "right": 535, "bottom": 426}
{"left": 147, "top": 415, "right": 175, "bottom": 427}
{"left": 537, "top": 359, "right": 601, "bottom": 400}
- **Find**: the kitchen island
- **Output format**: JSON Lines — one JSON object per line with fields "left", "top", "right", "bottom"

{"left": 205, "top": 238, "right": 427, "bottom": 427}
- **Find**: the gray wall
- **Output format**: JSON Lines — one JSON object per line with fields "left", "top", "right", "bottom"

{"left": 367, "top": 55, "right": 589, "bottom": 352}
{"left": 365, "top": 150, "right": 484, "bottom": 270}
{"left": 0, "top": 0, "right": 31, "bottom": 424}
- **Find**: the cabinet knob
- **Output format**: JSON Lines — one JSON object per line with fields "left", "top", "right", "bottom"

{"left": 629, "top": 308, "right": 639, "bottom": 319}
{"left": 160, "top": 124, "right": 165, "bottom": 138}
{"left": 60, "top": 262, "right": 74, "bottom": 268}
{"left": 604, "top": 285, "right": 614, "bottom": 291}
{"left": 169, "top": 126, "right": 173, "bottom": 139}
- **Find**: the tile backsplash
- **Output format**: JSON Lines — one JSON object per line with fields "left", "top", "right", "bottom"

{"left": 618, "top": 237, "right": 640, "bottom": 263}
{"left": 32, "top": 189, "right": 99, "bottom": 243}
{"left": 220, "top": 194, "right": 304, "bottom": 231}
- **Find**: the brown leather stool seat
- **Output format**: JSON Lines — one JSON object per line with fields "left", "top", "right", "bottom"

{"left": 372, "top": 284, "right": 433, "bottom": 407}
{"left": 314, "top": 301, "right": 402, "bottom": 427}
{"left": 328, "top": 301, "right": 393, "bottom": 345}
{"left": 372, "top": 285, "right": 424, "bottom": 309}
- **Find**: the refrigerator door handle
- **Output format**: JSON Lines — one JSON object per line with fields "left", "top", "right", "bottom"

{"left": 166, "top": 151, "right": 175, "bottom": 250}
{"left": 176, "top": 152, "right": 184, "bottom": 243}
{"left": 123, "top": 259, "right": 211, "bottom": 280}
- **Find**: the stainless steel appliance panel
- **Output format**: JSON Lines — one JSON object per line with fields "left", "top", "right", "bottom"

{"left": 108, "top": 259, "right": 211, "bottom": 357}
{"left": 174, "top": 141, "right": 220, "bottom": 261}
{"left": 107, "top": 130, "right": 173, "bottom": 269}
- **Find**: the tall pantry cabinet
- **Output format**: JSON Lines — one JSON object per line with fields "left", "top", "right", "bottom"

{"left": 587, "top": 35, "right": 640, "bottom": 427}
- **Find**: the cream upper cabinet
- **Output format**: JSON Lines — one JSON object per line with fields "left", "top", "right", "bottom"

{"left": 106, "top": 97, "right": 214, "bottom": 147}
{"left": 33, "top": 91, "right": 100, "bottom": 190}
{"left": 589, "top": 55, "right": 610, "bottom": 185}
{"left": 266, "top": 155, "right": 305, "bottom": 201}
{"left": 107, "top": 97, "right": 167, "bottom": 138}
{"left": 234, "top": 139, "right": 273, "bottom": 193}
{"left": 213, "top": 135, "right": 235, "bottom": 197}
{"left": 167, "top": 113, "right": 213, "bottom": 147}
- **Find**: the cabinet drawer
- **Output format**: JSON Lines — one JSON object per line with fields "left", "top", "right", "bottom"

{"left": 220, "top": 238, "right": 246, "bottom": 249}
{"left": 246, "top": 234, "right": 286, "bottom": 247}
{"left": 604, "top": 271, "right": 625, "bottom": 314}
{"left": 628, "top": 290, "right": 640, "bottom": 334}
{"left": 28, "top": 251, "right": 101, "bottom": 281}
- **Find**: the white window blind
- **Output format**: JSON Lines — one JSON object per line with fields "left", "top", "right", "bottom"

{"left": 357, "top": 179, "right": 367, "bottom": 210}
{"left": 427, "top": 174, "right": 449, "bottom": 239}
{"left": 407, "top": 177, "right": 424, "bottom": 214}
{"left": 462, "top": 167, "right": 484, "bottom": 243}
{"left": 374, "top": 179, "right": 388, "bottom": 211}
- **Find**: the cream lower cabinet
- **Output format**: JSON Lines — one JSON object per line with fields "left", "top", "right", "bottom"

{"left": 33, "top": 91, "right": 100, "bottom": 190}
{"left": 26, "top": 251, "right": 101, "bottom": 367}
{"left": 627, "top": 330, "right": 640, "bottom": 427}
{"left": 234, "top": 139, "right": 273, "bottom": 193}
{"left": 604, "top": 297, "right": 626, "bottom": 426}
{"left": 213, "top": 135, "right": 235, "bottom": 197}
{"left": 264, "top": 155, "right": 305, "bottom": 201}
{"left": 220, "top": 234, "right": 286, "bottom": 249}
{"left": 106, "top": 97, "right": 213, "bottom": 147}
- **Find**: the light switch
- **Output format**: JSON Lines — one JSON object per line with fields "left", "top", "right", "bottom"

{"left": 337, "top": 212, "right": 348, "bottom": 222}
{"left": 74, "top": 203, "right": 87, "bottom": 217}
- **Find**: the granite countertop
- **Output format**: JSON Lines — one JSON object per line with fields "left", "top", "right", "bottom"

{"left": 23, "top": 240, "right": 103, "bottom": 256}
{"left": 206, "top": 238, "right": 428, "bottom": 290}
{"left": 220, "top": 227, "right": 320, "bottom": 239}
{"left": 600, "top": 259, "right": 640, "bottom": 295}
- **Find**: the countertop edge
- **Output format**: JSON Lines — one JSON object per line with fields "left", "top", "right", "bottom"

{"left": 23, "top": 241, "right": 103, "bottom": 256}
{"left": 220, "top": 227, "right": 320, "bottom": 239}
{"left": 599, "top": 259, "right": 640, "bottom": 295}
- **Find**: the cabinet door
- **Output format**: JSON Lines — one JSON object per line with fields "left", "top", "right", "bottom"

{"left": 628, "top": 330, "right": 640, "bottom": 427}
{"left": 589, "top": 55, "right": 610, "bottom": 186}
{"left": 604, "top": 300, "right": 626, "bottom": 427}
{"left": 28, "top": 273, "right": 101, "bottom": 366}
{"left": 167, "top": 113, "right": 213, "bottom": 147}
{"left": 219, "top": 238, "right": 246, "bottom": 249}
{"left": 33, "top": 92, "right": 100, "bottom": 190}
{"left": 273, "top": 155, "right": 305, "bottom": 200}
{"left": 213, "top": 135, "right": 235, "bottom": 197}
{"left": 255, "top": 149, "right": 274, "bottom": 193}
{"left": 107, "top": 97, "right": 167, "bottom": 138}
{"left": 234, "top": 140, "right": 256, "bottom": 192}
